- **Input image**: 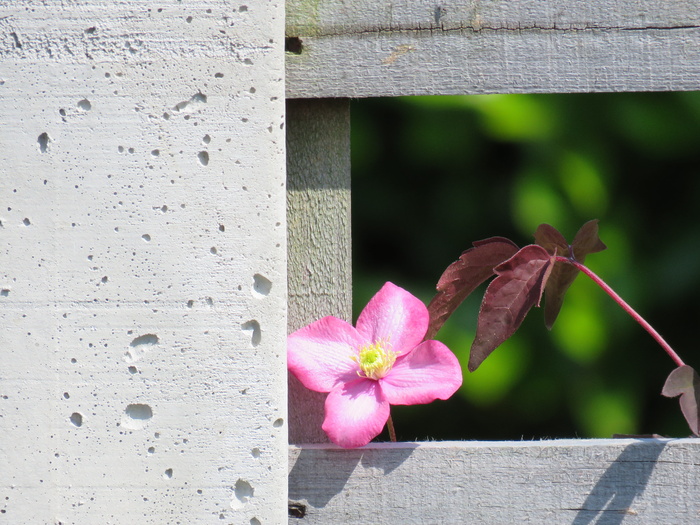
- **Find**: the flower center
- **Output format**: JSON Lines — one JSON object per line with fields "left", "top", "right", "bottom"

{"left": 352, "top": 340, "right": 398, "bottom": 380}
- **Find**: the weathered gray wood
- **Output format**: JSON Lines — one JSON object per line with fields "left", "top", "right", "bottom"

{"left": 287, "top": 99, "right": 351, "bottom": 444}
{"left": 284, "top": 4, "right": 700, "bottom": 523}
{"left": 286, "top": 0, "right": 700, "bottom": 98}
{"left": 289, "top": 439, "right": 700, "bottom": 523}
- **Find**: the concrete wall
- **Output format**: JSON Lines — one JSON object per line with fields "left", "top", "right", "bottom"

{"left": 0, "top": 2, "right": 287, "bottom": 522}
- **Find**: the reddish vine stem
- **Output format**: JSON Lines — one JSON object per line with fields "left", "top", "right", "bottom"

{"left": 386, "top": 414, "right": 397, "bottom": 442}
{"left": 556, "top": 255, "right": 685, "bottom": 368}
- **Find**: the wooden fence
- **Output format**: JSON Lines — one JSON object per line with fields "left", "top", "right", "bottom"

{"left": 286, "top": 1, "right": 700, "bottom": 523}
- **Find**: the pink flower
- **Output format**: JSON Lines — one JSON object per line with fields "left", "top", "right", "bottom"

{"left": 287, "top": 282, "right": 463, "bottom": 448}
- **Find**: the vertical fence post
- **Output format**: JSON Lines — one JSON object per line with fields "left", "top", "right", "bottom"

{"left": 287, "top": 99, "right": 351, "bottom": 443}
{"left": 0, "top": 2, "right": 287, "bottom": 522}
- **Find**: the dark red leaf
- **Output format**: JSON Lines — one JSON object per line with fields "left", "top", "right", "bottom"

{"left": 534, "top": 220, "right": 607, "bottom": 330}
{"left": 425, "top": 237, "right": 519, "bottom": 340}
{"left": 533, "top": 223, "right": 569, "bottom": 256}
{"left": 571, "top": 219, "right": 607, "bottom": 261}
{"left": 662, "top": 365, "right": 700, "bottom": 436}
{"left": 469, "top": 245, "right": 555, "bottom": 372}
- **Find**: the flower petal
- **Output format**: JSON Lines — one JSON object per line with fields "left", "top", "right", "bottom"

{"left": 287, "top": 316, "right": 364, "bottom": 392}
{"left": 322, "top": 378, "right": 390, "bottom": 448}
{"left": 355, "top": 282, "right": 428, "bottom": 355}
{"left": 380, "top": 340, "right": 462, "bottom": 405}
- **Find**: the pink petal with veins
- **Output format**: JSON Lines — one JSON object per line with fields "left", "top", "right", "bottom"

{"left": 356, "top": 282, "right": 428, "bottom": 355}
{"left": 380, "top": 340, "right": 463, "bottom": 405}
{"left": 287, "top": 316, "right": 364, "bottom": 393}
{"left": 322, "top": 379, "right": 390, "bottom": 448}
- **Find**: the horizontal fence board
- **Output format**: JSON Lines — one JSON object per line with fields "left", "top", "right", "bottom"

{"left": 286, "top": 0, "right": 700, "bottom": 98}
{"left": 287, "top": 0, "right": 700, "bottom": 36}
{"left": 289, "top": 439, "right": 700, "bottom": 523}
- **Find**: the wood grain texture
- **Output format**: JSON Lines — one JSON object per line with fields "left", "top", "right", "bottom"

{"left": 286, "top": 0, "right": 700, "bottom": 98}
{"left": 287, "top": 99, "right": 351, "bottom": 444}
{"left": 289, "top": 438, "right": 700, "bottom": 523}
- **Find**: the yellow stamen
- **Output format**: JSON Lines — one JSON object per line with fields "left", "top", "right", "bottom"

{"left": 351, "top": 340, "right": 398, "bottom": 380}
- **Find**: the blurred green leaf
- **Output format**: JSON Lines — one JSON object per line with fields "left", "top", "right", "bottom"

{"left": 573, "top": 386, "right": 639, "bottom": 437}
{"left": 459, "top": 335, "right": 531, "bottom": 407}
{"left": 558, "top": 152, "right": 609, "bottom": 216}
{"left": 550, "top": 284, "right": 608, "bottom": 365}
{"left": 512, "top": 170, "right": 568, "bottom": 235}
{"left": 463, "top": 94, "right": 557, "bottom": 141}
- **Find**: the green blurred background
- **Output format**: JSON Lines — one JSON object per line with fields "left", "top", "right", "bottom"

{"left": 350, "top": 92, "right": 700, "bottom": 441}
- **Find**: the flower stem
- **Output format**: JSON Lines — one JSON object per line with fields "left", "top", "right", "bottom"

{"left": 386, "top": 413, "right": 397, "bottom": 442}
{"left": 556, "top": 256, "right": 685, "bottom": 368}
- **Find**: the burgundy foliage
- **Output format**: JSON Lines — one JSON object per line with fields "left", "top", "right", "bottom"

{"left": 469, "top": 245, "right": 554, "bottom": 372}
{"left": 662, "top": 365, "right": 700, "bottom": 436}
{"left": 534, "top": 220, "right": 607, "bottom": 329}
{"left": 428, "top": 220, "right": 697, "bottom": 436}
{"left": 425, "top": 237, "right": 518, "bottom": 341}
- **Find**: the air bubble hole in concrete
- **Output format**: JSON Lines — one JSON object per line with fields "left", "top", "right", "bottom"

{"left": 121, "top": 403, "right": 153, "bottom": 430}
{"left": 38, "top": 132, "right": 49, "bottom": 153}
{"left": 174, "top": 92, "right": 207, "bottom": 112}
{"left": 231, "top": 479, "right": 254, "bottom": 510}
{"left": 131, "top": 333, "right": 159, "bottom": 347}
{"left": 70, "top": 412, "right": 83, "bottom": 427}
{"left": 252, "top": 274, "right": 272, "bottom": 297}
{"left": 124, "top": 334, "right": 159, "bottom": 363}
{"left": 241, "top": 320, "right": 261, "bottom": 347}
{"left": 126, "top": 404, "right": 152, "bottom": 419}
